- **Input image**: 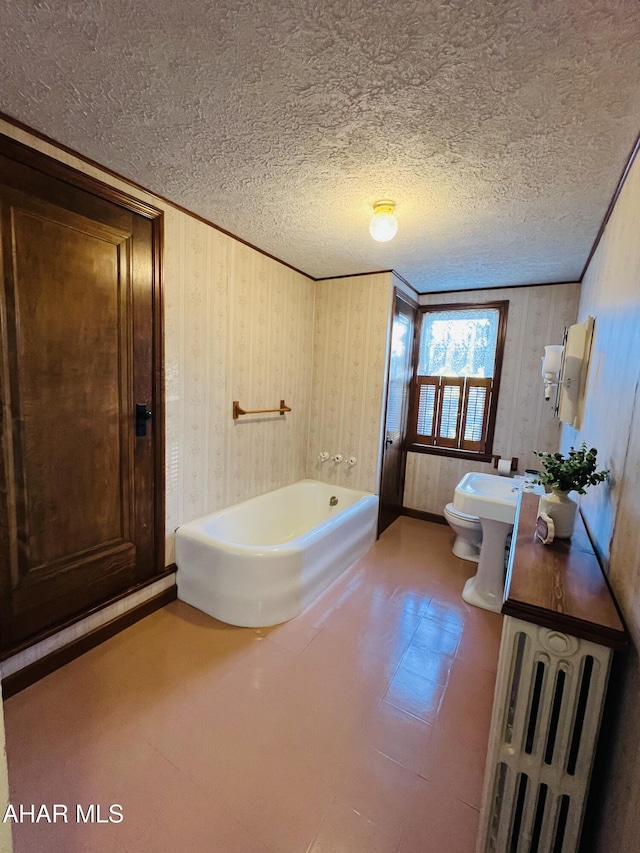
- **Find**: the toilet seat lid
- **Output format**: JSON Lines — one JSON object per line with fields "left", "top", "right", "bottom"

{"left": 445, "top": 502, "right": 480, "bottom": 522}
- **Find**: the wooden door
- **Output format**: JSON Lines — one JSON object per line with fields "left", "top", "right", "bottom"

{"left": 378, "top": 290, "right": 417, "bottom": 535}
{"left": 0, "top": 139, "right": 163, "bottom": 652}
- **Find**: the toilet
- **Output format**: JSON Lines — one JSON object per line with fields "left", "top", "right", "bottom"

{"left": 443, "top": 502, "right": 483, "bottom": 562}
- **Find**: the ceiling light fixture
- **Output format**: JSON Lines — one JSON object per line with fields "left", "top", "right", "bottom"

{"left": 369, "top": 200, "right": 398, "bottom": 242}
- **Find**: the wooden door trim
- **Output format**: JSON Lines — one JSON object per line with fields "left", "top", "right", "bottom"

{"left": 152, "top": 210, "right": 165, "bottom": 577}
{"left": 378, "top": 287, "right": 418, "bottom": 535}
{"left": 0, "top": 132, "right": 166, "bottom": 617}
{"left": 0, "top": 134, "right": 163, "bottom": 220}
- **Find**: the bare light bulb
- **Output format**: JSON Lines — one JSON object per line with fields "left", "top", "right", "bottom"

{"left": 369, "top": 200, "right": 398, "bottom": 242}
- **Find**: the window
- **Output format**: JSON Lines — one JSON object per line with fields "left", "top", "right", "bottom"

{"left": 407, "top": 301, "right": 508, "bottom": 458}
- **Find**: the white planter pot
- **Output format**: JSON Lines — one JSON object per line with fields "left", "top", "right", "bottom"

{"left": 538, "top": 489, "right": 578, "bottom": 538}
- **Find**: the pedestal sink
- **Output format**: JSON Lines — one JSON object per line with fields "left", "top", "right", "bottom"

{"left": 453, "top": 472, "right": 542, "bottom": 613}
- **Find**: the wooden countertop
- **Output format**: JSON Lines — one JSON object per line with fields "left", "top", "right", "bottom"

{"left": 503, "top": 492, "right": 628, "bottom": 650}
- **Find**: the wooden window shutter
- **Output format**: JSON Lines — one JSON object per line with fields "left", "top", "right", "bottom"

{"left": 460, "top": 378, "right": 493, "bottom": 452}
{"left": 435, "top": 377, "right": 464, "bottom": 448}
{"left": 409, "top": 376, "right": 438, "bottom": 445}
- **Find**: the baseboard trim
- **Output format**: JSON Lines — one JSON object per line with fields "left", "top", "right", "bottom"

{"left": 1, "top": 565, "right": 177, "bottom": 661}
{"left": 1, "top": 585, "right": 177, "bottom": 699}
{"left": 401, "top": 508, "right": 447, "bottom": 525}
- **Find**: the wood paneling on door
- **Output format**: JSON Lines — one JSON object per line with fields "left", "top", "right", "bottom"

{"left": 0, "top": 139, "right": 163, "bottom": 651}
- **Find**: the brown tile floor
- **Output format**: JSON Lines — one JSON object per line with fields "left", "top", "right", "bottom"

{"left": 3, "top": 516, "right": 502, "bottom": 853}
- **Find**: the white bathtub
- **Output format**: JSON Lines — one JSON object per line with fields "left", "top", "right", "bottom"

{"left": 175, "top": 479, "right": 378, "bottom": 627}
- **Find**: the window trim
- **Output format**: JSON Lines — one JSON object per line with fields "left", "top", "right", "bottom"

{"left": 406, "top": 300, "right": 509, "bottom": 460}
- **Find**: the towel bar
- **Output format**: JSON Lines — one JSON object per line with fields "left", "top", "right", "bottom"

{"left": 233, "top": 400, "right": 291, "bottom": 419}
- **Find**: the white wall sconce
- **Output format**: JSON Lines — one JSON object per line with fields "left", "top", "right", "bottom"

{"left": 557, "top": 316, "right": 595, "bottom": 429}
{"left": 369, "top": 200, "right": 398, "bottom": 242}
{"left": 541, "top": 345, "right": 565, "bottom": 402}
{"left": 541, "top": 317, "right": 595, "bottom": 429}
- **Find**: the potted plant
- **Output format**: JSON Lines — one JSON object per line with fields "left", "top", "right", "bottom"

{"left": 533, "top": 444, "right": 609, "bottom": 538}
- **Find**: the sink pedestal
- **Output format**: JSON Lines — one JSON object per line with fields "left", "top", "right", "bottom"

{"left": 462, "top": 518, "right": 512, "bottom": 613}
{"left": 453, "top": 472, "right": 543, "bottom": 613}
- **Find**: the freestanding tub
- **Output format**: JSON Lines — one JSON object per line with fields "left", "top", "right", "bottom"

{"left": 175, "top": 479, "right": 378, "bottom": 627}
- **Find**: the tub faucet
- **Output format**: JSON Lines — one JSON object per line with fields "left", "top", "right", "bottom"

{"left": 329, "top": 496, "right": 338, "bottom": 507}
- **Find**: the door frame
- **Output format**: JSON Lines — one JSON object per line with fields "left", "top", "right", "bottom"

{"left": 378, "top": 286, "right": 418, "bottom": 535}
{"left": 0, "top": 133, "right": 166, "bottom": 597}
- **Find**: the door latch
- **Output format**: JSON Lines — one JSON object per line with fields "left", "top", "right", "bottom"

{"left": 136, "top": 404, "right": 153, "bottom": 436}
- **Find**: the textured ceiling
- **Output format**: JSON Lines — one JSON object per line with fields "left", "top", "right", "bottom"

{"left": 1, "top": 0, "right": 640, "bottom": 292}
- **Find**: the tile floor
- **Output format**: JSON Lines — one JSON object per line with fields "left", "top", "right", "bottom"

{"left": 3, "top": 516, "right": 502, "bottom": 853}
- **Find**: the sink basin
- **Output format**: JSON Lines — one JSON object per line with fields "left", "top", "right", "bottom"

{"left": 455, "top": 472, "right": 524, "bottom": 523}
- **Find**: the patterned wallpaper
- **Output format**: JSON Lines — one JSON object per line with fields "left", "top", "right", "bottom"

{"left": 308, "top": 274, "right": 392, "bottom": 494}
{"left": 403, "top": 283, "right": 580, "bottom": 515}
{"left": 562, "top": 149, "right": 640, "bottom": 852}
{"left": 164, "top": 212, "right": 316, "bottom": 563}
